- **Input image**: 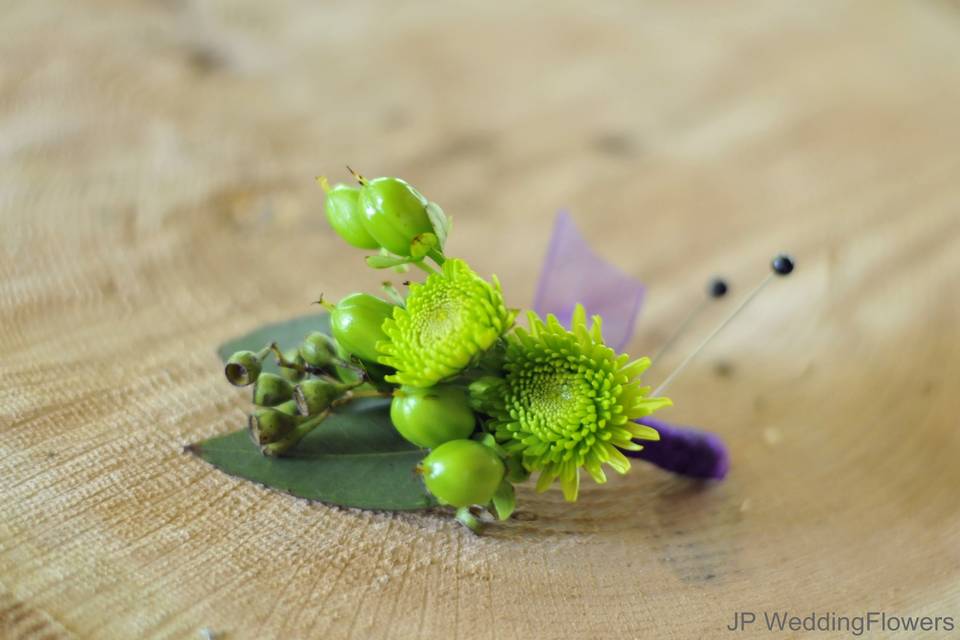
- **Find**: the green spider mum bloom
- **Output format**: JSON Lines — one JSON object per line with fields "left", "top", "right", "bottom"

{"left": 491, "top": 305, "right": 671, "bottom": 502}
{"left": 378, "top": 258, "right": 516, "bottom": 387}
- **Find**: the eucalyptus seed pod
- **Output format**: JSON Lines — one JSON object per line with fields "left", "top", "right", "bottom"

{"left": 225, "top": 350, "right": 264, "bottom": 387}
{"left": 251, "top": 373, "right": 295, "bottom": 406}
{"left": 261, "top": 409, "right": 331, "bottom": 457}
{"left": 248, "top": 400, "right": 299, "bottom": 447}
{"left": 299, "top": 331, "right": 338, "bottom": 368}
{"left": 279, "top": 348, "right": 307, "bottom": 382}
{"left": 294, "top": 379, "right": 351, "bottom": 416}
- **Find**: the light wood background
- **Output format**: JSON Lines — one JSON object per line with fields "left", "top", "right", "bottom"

{"left": 2, "top": 1, "right": 959, "bottom": 638}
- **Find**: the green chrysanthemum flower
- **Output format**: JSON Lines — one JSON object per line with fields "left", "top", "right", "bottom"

{"left": 491, "top": 305, "right": 670, "bottom": 501}
{"left": 378, "top": 258, "right": 515, "bottom": 387}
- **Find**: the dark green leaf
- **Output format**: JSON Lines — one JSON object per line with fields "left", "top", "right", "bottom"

{"left": 203, "top": 314, "right": 437, "bottom": 511}
{"left": 189, "top": 398, "right": 436, "bottom": 510}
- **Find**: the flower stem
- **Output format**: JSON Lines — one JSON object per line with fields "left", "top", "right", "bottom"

{"left": 413, "top": 260, "right": 439, "bottom": 276}
{"left": 349, "top": 389, "right": 392, "bottom": 399}
{"left": 455, "top": 507, "right": 483, "bottom": 534}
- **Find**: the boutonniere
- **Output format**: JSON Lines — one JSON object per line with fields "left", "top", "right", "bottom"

{"left": 190, "top": 170, "right": 793, "bottom": 533}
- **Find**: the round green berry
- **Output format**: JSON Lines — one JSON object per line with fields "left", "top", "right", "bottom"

{"left": 330, "top": 293, "right": 394, "bottom": 363}
{"left": 390, "top": 385, "right": 476, "bottom": 449}
{"left": 418, "top": 440, "right": 505, "bottom": 508}
{"left": 358, "top": 177, "right": 434, "bottom": 256}
{"left": 324, "top": 184, "right": 380, "bottom": 249}
{"left": 299, "top": 331, "right": 337, "bottom": 368}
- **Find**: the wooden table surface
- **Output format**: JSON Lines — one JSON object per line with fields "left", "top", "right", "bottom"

{"left": 3, "top": 1, "right": 959, "bottom": 638}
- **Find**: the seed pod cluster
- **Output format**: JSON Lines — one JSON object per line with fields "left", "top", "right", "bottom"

{"left": 223, "top": 322, "right": 375, "bottom": 455}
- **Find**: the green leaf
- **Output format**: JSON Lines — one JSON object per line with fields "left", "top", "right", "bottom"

{"left": 189, "top": 398, "right": 436, "bottom": 510}
{"left": 426, "top": 201, "right": 451, "bottom": 249}
{"left": 366, "top": 254, "right": 414, "bottom": 269}
{"left": 203, "top": 314, "right": 437, "bottom": 511}
{"left": 490, "top": 480, "right": 515, "bottom": 521}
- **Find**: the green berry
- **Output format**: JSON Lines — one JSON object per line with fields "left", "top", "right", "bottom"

{"left": 299, "top": 331, "right": 337, "bottom": 368}
{"left": 330, "top": 293, "right": 394, "bottom": 363}
{"left": 225, "top": 350, "right": 263, "bottom": 386}
{"left": 324, "top": 183, "right": 380, "bottom": 249}
{"left": 390, "top": 385, "right": 476, "bottom": 449}
{"left": 418, "top": 440, "right": 505, "bottom": 508}
{"left": 358, "top": 177, "right": 434, "bottom": 256}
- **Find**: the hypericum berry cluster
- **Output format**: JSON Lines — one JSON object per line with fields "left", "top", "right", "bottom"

{"left": 223, "top": 169, "right": 672, "bottom": 532}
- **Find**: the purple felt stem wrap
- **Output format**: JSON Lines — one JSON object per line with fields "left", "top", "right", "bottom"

{"left": 628, "top": 418, "right": 730, "bottom": 480}
{"left": 534, "top": 211, "right": 730, "bottom": 481}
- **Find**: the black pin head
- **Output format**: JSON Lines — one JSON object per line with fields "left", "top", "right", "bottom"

{"left": 708, "top": 278, "right": 728, "bottom": 298}
{"left": 771, "top": 254, "right": 795, "bottom": 276}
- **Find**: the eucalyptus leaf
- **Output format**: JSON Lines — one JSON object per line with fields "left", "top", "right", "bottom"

{"left": 200, "top": 314, "right": 437, "bottom": 511}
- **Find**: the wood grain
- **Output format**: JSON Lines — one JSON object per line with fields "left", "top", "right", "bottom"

{"left": 2, "top": 1, "right": 959, "bottom": 638}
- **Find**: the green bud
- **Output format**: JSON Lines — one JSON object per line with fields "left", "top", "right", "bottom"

{"left": 330, "top": 293, "right": 394, "bottom": 363}
{"left": 467, "top": 375, "right": 506, "bottom": 414}
{"left": 251, "top": 373, "right": 294, "bottom": 406}
{"left": 294, "top": 379, "right": 351, "bottom": 417}
{"left": 248, "top": 400, "right": 299, "bottom": 447}
{"left": 323, "top": 183, "right": 380, "bottom": 249}
{"left": 358, "top": 177, "right": 435, "bottom": 257}
{"left": 225, "top": 350, "right": 263, "bottom": 387}
{"left": 299, "top": 331, "right": 338, "bottom": 368}
{"left": 280, "top": 348, "right": 307, "bottom": 382}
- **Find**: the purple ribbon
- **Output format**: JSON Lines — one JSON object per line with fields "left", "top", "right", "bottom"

{"left": 533, "top": 211, "right": 644, "bottom": 352}
{"left": 534, "top": 211, "right": 729, "bottom": 480}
